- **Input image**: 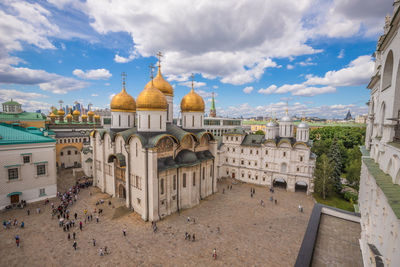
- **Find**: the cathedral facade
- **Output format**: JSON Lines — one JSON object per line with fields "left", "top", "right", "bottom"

{"left": 217, "top": 112, "right": 316, "bottom": 195}
{"left": 91, "top": 66, "right": 217, "bottom": 222}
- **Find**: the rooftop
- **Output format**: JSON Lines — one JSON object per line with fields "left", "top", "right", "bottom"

{"left": 0, "top": 123, "right": 56, "bottom": 145}
{"left": 0, "top": 112, "right": 46, "bottom": 121}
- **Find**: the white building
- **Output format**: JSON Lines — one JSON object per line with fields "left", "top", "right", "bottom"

{"left": 0, "top": 123, "right": 57, "bottom": 209}
{"left": 217, "top": 111, "right": 316, "bottom": 194}
{"left": 203, "top": 117, "right": 242, "bottom": 137}
{"left": 91, "top": 67, "right": 217, "bottom": 222}
{"left": 361, "top": 1, "right": 400, "bottom": 266}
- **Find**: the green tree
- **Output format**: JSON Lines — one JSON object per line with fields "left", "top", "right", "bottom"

{"left": 345, "top": 147, "right": 362, "bottom": 189}
{"left": 314, "top": 154, "right": 334, "bottom": 199}
{"left": 328, "top": 137, "right": 343, "bottom": 192}
{"left": 254, "top": 130, "right": 265, "bottom": 135}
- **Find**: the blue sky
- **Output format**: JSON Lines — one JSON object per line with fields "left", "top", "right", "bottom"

{"left": 0, "top": 0, "right": 394, "bottom": 118}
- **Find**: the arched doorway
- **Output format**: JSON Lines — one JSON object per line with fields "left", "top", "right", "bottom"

{"left": 295, "top": 181, "right": 308, "bottom": 192}
{"left": 273, "top": 178, "right": 287, "bottom": 189}
{"left": 119, "top": 184, "right": 126, "bottom": 199}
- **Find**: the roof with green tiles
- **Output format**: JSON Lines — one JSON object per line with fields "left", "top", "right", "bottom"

{"left": 0, "top": 124, "right": 56, "bottom": 145}
{"left": 361, "top": 146, "right": 400, "bottom": 219}
{"left": 0, "top": 112, "right": 46, "bottom": 121}
{"left": 2, "top": 100, "right": 21, "bottom": 105}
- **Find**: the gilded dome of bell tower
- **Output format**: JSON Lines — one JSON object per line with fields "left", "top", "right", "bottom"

{"left": 144, "top": 52, "right": 173, "bottom": 96}
{"left": 137, "top": 64, "right": 167, "bottom": 111}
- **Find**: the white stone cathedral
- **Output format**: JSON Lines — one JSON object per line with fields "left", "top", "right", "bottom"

{"left": 91, "top": 64, "right": 217, "bottom": 222}
{"left": 217, "top": 110, "right": 315, "bottom": 194}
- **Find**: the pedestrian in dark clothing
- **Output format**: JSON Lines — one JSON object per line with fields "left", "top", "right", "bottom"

{"left": 68, "top": 233, "right": 70, "bottom": 240}
{"left": 275, "top": 199, "right": 277, "bottom": 204}
{"left": 192, "top": 234, "right": 195, "bottom": 242}
{"left": 15, "top": 235, "right": 20, "bottom": 247}
{"left": 27, "top": 210, "right": 30, "bottom": 216}
{"left": 93, "top": 239, "right": 96, "bottom": 246}
{"left": 73, "top": 241, "right": 77, "bottom": 250}
{"left": 73, "top": 232, "right": 76, "bottom": 240}
{"left": 79, "top": 221, "right": 83, "bottom": 231}
{"left": 123, "top": 228, "right": 126, "bottom": 236}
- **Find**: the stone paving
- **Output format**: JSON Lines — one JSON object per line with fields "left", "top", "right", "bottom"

{"left": 0, "top": 173, "right": 314, "bottom": 267}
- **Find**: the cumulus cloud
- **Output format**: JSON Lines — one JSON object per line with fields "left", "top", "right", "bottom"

{"left": 257, "top": 55, "right": 373, "bottom": 97}
{"left": 0, "top": 89, "right": 50, "bottom": 111}
{"left": 179, "top": 81, "right": 206, "bottom": 88}
{"left": 114, "top": 49, "right": 139, "bottom": 63}
{"left": 217, "top": 101, "right": 368, "bottom": 119}
{"left": 82, "top": 0, "right": 321, "bottom": 85}
{"left": 109, "top": 93, "right": 116, "bottom": 100}
{"left": 73, "top": 68, "right": 112, "bottom": 80}
{"left": 337, "top": 49, "right": 345, "bottom": 59}
{"left": 286, "top": 64, "right": 294, "bottom": 70}
{"left": 196, "top": 90, "right": 217, "bottom": 98}
{"left": 91, "top": 93, "right": 99, "bottom": 97}
{"left": 243, "top": 86, "right": 254, "bottom": 94}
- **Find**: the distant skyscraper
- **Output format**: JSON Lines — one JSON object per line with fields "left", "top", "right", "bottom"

{"left": 344, "top": 110, "right": 352, "bottom": 120}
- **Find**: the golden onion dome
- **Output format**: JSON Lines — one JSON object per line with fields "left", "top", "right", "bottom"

{"left": 82, "top": 113, "right": 88, "bottom": 119}
{"left": 49, "top": 112, "right": 56, "bottom": 118}
{"left": 87, "top": 109, "right": 94, "bottom": 116}
{"left": 66, "top": 113, "right": 73, "bottom": 119}
{"left": 58, "top": 108, "right": 65, "bottom": 116}
{"left": 181, "top": 86, "right": 205, "bottom": 113}
{"left": 144, "top": 68, "right": 173, "bottom": 96}
{"left": 73, "top": 109, "right": 80, "bottom": 116}
{"left": 136, "top": 83, "right": 167, "bottom": 111}
{"left": 94, "top": 114, "right": 100, "bottom": 120}
{"left": 110, "top": 86, "right": 136, "bottom": 112}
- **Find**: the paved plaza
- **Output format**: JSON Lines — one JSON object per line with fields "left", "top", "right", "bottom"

{"left": 0, "top": 173, "right": 313, "bottom": 266}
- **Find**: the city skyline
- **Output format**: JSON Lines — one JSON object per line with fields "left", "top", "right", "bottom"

{"left": 0, "top": 0, "right": 394, "bottom": 118}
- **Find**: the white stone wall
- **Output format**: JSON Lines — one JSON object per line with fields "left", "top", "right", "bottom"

{"left": 137, "top": 110, "right": 167, "bottom": 132}
{"left": 111, "top": 111, "right": 135, "bottom": 129}
{"left": 59, "top": 146, "right": 81, "bottom": 168}
{"left": 359, "top": 162, "right": 400, "bottom": 267}
{"left": 166, "top": 95, "right": 173, "bottom": 123}
{"left": 0, "top": 142, "right": 57, "bottom": 209}
{"left": 181, "top": 112, "right": 204, "bottom": 130}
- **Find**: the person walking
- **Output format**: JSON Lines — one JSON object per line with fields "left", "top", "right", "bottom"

{"left": 73, "top": 232, "right": 76, "bottom": 240}
{"left": 74, "top": 213, "right": 77, "bottom": 220}
{"left": 79, "top": 221, "right": 83, "bottom": 231}
{"left": 73, "top": 240, "right": 77, "bottom": 250}
{"left": 68, "top": 233, "right": 70, "bottom": 240}
{"left": 123, "top": 228, "right": 126, "bottom": 236}
{"left": 192, "top": 234, "right": 195, "bottom": 242}
{"left": 213, "top": 248, "right": 217, "bottom": 260}
{"left": 100, "top": 247, "right": 103, "bottom": 256}
{"left": 96, "top": 216, "right": 99, "bottom": 223}
{"left": 27, "top": 209, "right": 30, "bottom": 216}
{"left": 15, "top": 235, "right": 20, "bottom": 247}
{"left": 93, "top": 238, "right": 96, "bottom": 246}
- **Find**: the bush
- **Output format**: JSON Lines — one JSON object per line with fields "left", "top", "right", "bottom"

{"left": 343, "top": 191, "right": 358, "bottom": 202}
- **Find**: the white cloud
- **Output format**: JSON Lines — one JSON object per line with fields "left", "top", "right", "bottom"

{"left": 337, "top": 49, "right": 345, "bottom": 59}
{"left": 286, "top": 64, "right": 294, "bottom": 70}
{"left": 258, "top": 85, "right": 277, "bottom": 95}
{"left": 73, "top": 68, "right": 112, "bottom": 80}
{"left": 0, "top": 89, "right": 50, "bottom": 111}
{"left": 0, "top": 63, "right": 89, "bottom": 94}
{"left": 257, "top": 55, "right": 373, "bottom": 97}
{"left": 109, "top": 93, "right": 116, "bottom": 100}
{"left": 217, "top": 101, "right": 368, "bottom": 119}
{"left": 179, "top": 81, "right": 206, "bottom": 88}
{"left": 196, "top": 90, "right": 217, "bottom": 98}
{"left": 243, "top": 86, "right": 254, "bottom": 94}
{"left": 91, "top": 93, "right": 99, "bottom": 97}
{"left": 298, "top": 57, "right": 316, "bottom": 67}
{"left": 213, "top": 85, "right": 218, "bottom": 89}
{"left": 304, "top": 55, "right": 374, "bottom": 86}
{"left": 82, "top": 0, "right": 321, "bottom": 85}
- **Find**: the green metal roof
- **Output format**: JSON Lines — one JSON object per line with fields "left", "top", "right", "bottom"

{"left": 362, "top": 147, "right": 400, "bottom": 219}
{"left": 7, "top": 192, "right": 22, "bottom": 197}
{"left": 241, "top": 134, "right": 264, "bottom": 146}
{"left": 85, "top": 158, "right": 93, "bottom": 163}
{"left": 0, "top": 112, "right": 46, "bottom": 121}
{"left": 242, "top": 120, "right": 365, "bottom": 127}
{"left": 3, "top": 100, "right": 20, "bottom": 105}
{"left": 225, "top": 127, "right": 246, "bottom": 135}
{"left": 0, "top": 124, "right": 56, "bottom": 145}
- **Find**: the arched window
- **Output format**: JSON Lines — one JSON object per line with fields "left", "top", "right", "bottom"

{"left": 193, "top": 172, "right": 196, "bottom": 186}
{"left": 382, "top": 50, "right": 394, "bottom": 90}
{"left": 167, "top": 104, "right": 169, "bottom": 121}
{"left": 160, "top": 179, "right": 164, "bottom": 195}
{"left": 128, "top": 115, "right": 130, "bottom": 127}
{"left": 192, "top": 115, "right": 195, "bottom": 127}
{"left": 202, "top": 167, "right": 205, "bottom": 180}
{"left": 160, "top": 115, "right": 162, "bottom": 129}
{"left": 148, "top": 114, "right": 151, "bottom": 129}
{"left": 138, "top": 115, "right": 141, "bottom": 128}
{"left": 380, "top": 102, "right": 386, "bottom": 136}
{"left": 119, "top": 115, "right": 121, "bottom": 127}
{"left": 184, "top": 116, "right": 186, "bottom": 127}
{"left": 173, "top": 175, "right": 176, "bottom": 190}
{"left": 183, "top": 173, "right": 187, "bottom": 188}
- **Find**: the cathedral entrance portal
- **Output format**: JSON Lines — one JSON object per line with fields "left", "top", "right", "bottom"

{"left": 295, "top": 181, "right": 308, "bottom": 193}
{"left": 232, "top": 172, "right": 235, "bottom": 179}
{"left": 119, "top": 184, "right": 126, "bottom": 199}
{"left": 273, "top": 178, "right": 287, "bottom": 189}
